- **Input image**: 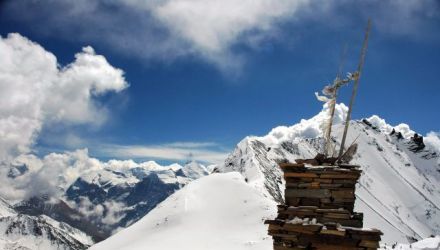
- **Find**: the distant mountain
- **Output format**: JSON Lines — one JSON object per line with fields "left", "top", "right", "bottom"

{"left": 15, "top": 161, "right": 211, "bottom": 241}
{"left": 14, "top": 196, "right": 107, "bottom": 242}
{"left": 0, "top": 197, "right": 92, "bottom": 250}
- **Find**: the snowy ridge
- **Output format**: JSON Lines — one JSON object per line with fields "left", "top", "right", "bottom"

{"left": 90, "top": 172, "right": 276, "bottom": 250}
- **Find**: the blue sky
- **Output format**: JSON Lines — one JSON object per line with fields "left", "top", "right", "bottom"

{"left": 0, "top": 0, "right": 439, "bottom": 164}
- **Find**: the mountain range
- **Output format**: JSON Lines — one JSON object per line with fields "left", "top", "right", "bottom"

{"left": 1, "top": 104, "right": 439, "bottom": 249}
{"left": 1, "top": 160, "right": 210, "bottom": 249}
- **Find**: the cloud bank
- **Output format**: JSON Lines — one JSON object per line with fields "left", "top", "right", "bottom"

{"left": 97, "top": 142, "right": 228, "bottom": 164}
{"left": 2, "top": 0, "right": 438, "bottom": 71}
{"left": 0, "top": 33, "right": 128, "bottom": 162}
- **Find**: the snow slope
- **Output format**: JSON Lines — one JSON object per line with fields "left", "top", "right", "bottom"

{"left": 90, "top": 172, "right": 276, "bottom": 250}
{"left": 381, "top": 236, "right": 440, "bottom": 250}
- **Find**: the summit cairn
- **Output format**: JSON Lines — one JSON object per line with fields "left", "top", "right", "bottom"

{"left": 264, "top": 162, "right": 383, "bottom": 249}
{"left": 264, "top": 20, "right": 383, "bottom": 249}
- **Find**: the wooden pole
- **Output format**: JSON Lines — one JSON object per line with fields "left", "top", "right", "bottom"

{"left": 338, "top": 19, "right": 372, "bottom": 160}
{"left": 325, "top": 45, "right": 348, "bottom": 157}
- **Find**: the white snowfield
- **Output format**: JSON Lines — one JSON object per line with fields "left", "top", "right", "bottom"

{"left": 90, "top": 172, "right": 277, "bottom": 250}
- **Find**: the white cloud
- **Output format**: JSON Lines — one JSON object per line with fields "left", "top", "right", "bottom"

{"left": 163, "top": 141, "right": 219, "bottom": 148}
{"left": 2, "top": 0, "right": 312, "bottom": 72}
{"left": 97, "top": 142, "right": 229, "bottom": 164}
{"left": 0, "top": 33, "right": 128, "bottom": 162}
{"left": 3, "top": 0, "right": 437, "bottom": 72}
{"left": 101, "top": 200, "right": 126, "bottom": 225}
{"left": 152, "top": 0, "right": 309, "bottom": 70}
{"left": 425, "top": 131, "right": 440, "bottom": 154}
{"left": 263, "top": 103, "right": 348, "bottom": 146}
{"left": 367, "top": 115, "right": 416, "bottom": 139}
{"left": 369, "top": 0, "right": 440, "bottom": 37}
{"left": 68, "top": 196, "right": 125, "bottom": 226}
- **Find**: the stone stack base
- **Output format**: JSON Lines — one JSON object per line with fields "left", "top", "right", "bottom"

{"left": 265, "top": 162, "right": 382, "bottom": 250}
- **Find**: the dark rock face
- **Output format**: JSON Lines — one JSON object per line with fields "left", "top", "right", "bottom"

{"left": 281, "top": 141, "right": 300, "bottom": 155}
{"left": 409, "top": 133, "right": 426, "bottom": 152}
{"left": 7, "top": 164, "right": 29, "bottom": 178}
{"left": 362, "top": 118, "right": 380, "bottom": 131}
{"left": 362, "top": 118, "right": 373, "bottom": 127}
{"left": 223, "top": 139, "right": 285, "bottom": 203}
{"left": 390, "top": 128, "right": 404, "bottom": 140}
{"left": 66, "top": 178, "right": 109, "bottom": 205}
{"left": 13, "top": 196, "right": 107, "bottom": 242}
{"left": 121, "top": 173, "right": 180, "bottom": 227}
{"left": 1, "top": 214, "right": 91, "bottom": 250}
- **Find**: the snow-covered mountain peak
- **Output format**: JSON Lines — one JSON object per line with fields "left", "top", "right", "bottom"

{"left": 0, "top": 214, "right": 92, "bottom": 250}
{"left": 176, "top": 161, "right": 209, "bottom": 180}
{"left": 217, "top": 103, "right": 439, "bottom": 244}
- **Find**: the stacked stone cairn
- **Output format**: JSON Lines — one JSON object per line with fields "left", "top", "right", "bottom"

{"left": 264, "top": 162, "right": 383, "bottom": 250}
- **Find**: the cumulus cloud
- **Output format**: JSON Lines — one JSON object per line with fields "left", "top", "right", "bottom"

{"left": 3, "top": 0, "right": 437, "bottom": 72}
{"left": 263, "top": 103, "right": 348, "bottom": 146}
{"left": 367, "top": 115, "right": 416, "bottom": 139}
{"left": 0, "top": 149, "right": 107, "bottom": 200}
{"left": 0, "top": 33, "right": 128, "bottom": 162}
{"left": 425, "top": 132, "right": 440, "bottom": 155}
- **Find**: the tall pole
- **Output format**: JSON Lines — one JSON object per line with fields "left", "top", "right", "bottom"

{"left": 324, "top": 95, "right": 337, "bottom": 156}
{"left": 338, "top": 19, "right": 372, "bottom": 159}
{"left": 325, "top": 45, "right": 348, "bottom": 157}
